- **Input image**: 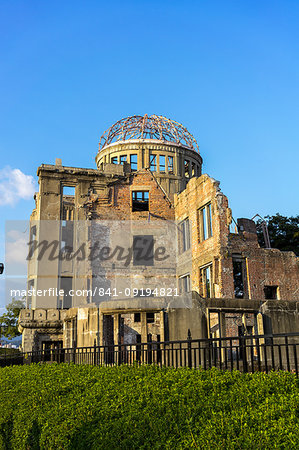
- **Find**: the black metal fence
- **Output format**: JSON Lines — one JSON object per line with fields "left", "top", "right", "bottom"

{"left": 1, "top": 332, "right": 298, "bottom": 375}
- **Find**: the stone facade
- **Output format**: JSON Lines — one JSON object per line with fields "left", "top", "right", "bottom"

{"left": 19, "top": 115, "right": 299, "bottom": 352}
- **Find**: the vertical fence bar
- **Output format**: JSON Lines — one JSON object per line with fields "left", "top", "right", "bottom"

{"left": 263, "top": 344, "right": 268, "bottom": 373}
{"left": 293, "top": 344, "right": 298, "bottom": 377}
{"left": 285, "top": 336, "right": 290, "bottom": 372}
{"left": 187, "top": 330, "right": 192, "bottom": 369}
{"left": 256, "top": 337, "right": 261, "bottom": 372}
{"left": 270, "top": 338, "right": 275, "bottom": 371}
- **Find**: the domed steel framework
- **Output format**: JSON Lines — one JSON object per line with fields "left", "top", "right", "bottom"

{"left": 99, "top": 114, "right": 199, "bottom": 152}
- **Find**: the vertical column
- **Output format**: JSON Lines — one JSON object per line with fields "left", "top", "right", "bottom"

{"left": 175, "top": 152, "right": 180, "bottom": 176}
{"left": 113, "top": 313, "right": 120, "bottom": 346}
{"left": 144, "top": 147, "right": 150, "bottom": 168}
{"left": 256, "top": 312, "right": 264, "bottom": 361}
{"left": 137, "top": 148, "right": 142, "bottom": 171}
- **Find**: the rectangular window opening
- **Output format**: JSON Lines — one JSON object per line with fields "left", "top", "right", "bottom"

{"left": 184, "top": 160, "right": 190, "bottom": 178}
{"left": 30, "top": 225, "right": 37, "bottom": 241}
{"left": 191, "top": 162, "right": 196, "bottom": 177}
{"left": 133, "top": 235, "right": 154, "bottom": 266}
{"left": 179, "top": 274, "right": 190, "bottom": 293}
{"left": 120, "top": 155, "right": 127, "bottom": 165}
{"left": 60, "top": 277, "right": 73, "bottom": 309}
{"left": 150, "top": 154, "right": 157, "bottom": 171}
{"left": 134, "top": 312, "right": 141, "bottom": 322}
{"left": 159, "top": 155, "right": 165, "bottom": 173}
{"left": 130, "top": 154, "right": 138, "bottom": 171}
{"left": 198, "top": 203, "right": 213, "bottom": 241}
{"left": 132, "top": 190, "right": 149, "bottom": 212}
{"left": 111, "top": 156, "right": 118, "bottom": 164}
{"left": 233, "top": 258, "right": 247, "bottom": 299}
{"left": 264, "top": 285, "right": 278, "bottom": 300}
{"left": 146, "top": 312, "right": 155, "bottom": 323}
{"left": 168, "top": 156, "right": 174, "bottom": 173}
{"left": 63, "top": 186, "right": 75, "bottom": 196}
{"left": 200, "top": 264, "right": 213, "bottom": 298}
{"left": 179, "top": 218, "right": 190, "bottom": 253}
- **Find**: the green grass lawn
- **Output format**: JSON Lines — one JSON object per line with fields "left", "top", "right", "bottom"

{"left": 0, "top": 364, "right": 298, "bottom": 449}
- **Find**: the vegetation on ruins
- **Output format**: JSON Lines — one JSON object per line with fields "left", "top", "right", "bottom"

{"left": 0, "top": 364, "right": 298, "bottom": 449}
{"left": 257, "top": 214, "right": 299, "bottom": 255}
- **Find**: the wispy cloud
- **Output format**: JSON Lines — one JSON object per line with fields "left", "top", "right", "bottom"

{"left": 6, "top": 229, "right": 28, "bottom": 268}
{"left": 0, "top": 167, "right": 36, "bottom": 206}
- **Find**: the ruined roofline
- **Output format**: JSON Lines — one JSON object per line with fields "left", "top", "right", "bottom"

{"left": 37, "top": 164, "right": 100, "bottom": 177}
{"left": 99, "top": 138, "right": 200, "bottom": 154}
{"left": 99, "top": 114, "right": 200, "bottom": 152}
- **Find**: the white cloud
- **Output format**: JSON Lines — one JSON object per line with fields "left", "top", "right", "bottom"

{"left": 6, "top": 231, "right": 28, "bottom": 266}
{"left": 0, "top": 167, "right": 36, "bottom": 206}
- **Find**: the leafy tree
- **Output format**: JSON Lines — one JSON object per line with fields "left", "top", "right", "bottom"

{"left": 257, "top": 214, "right": 299, "bottom": 256}
{"left": 0, "top": 298, "right": 25, "bottom": 339}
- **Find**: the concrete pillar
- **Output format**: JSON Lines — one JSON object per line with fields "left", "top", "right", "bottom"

{"left": 141, "top": 312, "right": 148, "bottom": 343}
{"left": 219, "top": 311, "right": 226, "bottom": 338}
{"left": 137, "top": 149, "right": 142, "bottom": 171}
{"left": 175, "top": 152, "right": 180, "bottom": 176}
{"left": 144, "top": 148, "right": 150, "bottom": 168}
{"left": 113, "top": 313, "right": 120, "bottom": 346}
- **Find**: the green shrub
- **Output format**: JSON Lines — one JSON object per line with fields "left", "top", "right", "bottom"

{"left": 0, "top": 364, "right": 298, "bottom": 449}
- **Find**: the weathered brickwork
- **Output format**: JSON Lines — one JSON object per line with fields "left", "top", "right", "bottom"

{"left": 175, "top": 174, "right": 299, "bottom": 302}
{"left": 19, "top": 115, "right": 299, "bottom": 352}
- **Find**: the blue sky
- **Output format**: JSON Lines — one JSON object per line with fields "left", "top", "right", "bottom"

{"left": 0, "top": 0, "right": 299, "bottom": 307}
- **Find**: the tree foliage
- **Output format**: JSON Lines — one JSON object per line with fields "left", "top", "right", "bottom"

{"left": 257, "top": 213, "right": 299, "bottom": 256}
{"left": 0, "top": 298, "right": 25, "bottom": 339}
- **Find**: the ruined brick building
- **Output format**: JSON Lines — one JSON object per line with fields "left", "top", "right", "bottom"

{"left": 19, "top": 115, "right": 299, "bottom": 353}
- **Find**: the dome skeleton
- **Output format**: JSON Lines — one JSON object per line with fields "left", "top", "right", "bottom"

{"left": 99, "top": 114, "right": 199, "bottom": 152}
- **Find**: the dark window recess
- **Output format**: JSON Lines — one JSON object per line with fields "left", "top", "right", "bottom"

{"left": 191, "top": 162, "right": 196, "bottom": 176}
{"left": 111, "top": 157, "right": 118, "bottom": 164}
{"left": 146, "top": 312, "right": 155, "bottom": 323}
{"left": 184, "top": 160, "right": 190, "bottom": 178}
{"left": 132, "top": 191, "right": 149, "bottom": 212}
{"left": 233, "top": 259, "right": 246, "bottom": 299}
{"left": 133, "top": 235, "right": 154, "bottom": 266}
{"left": 200, "top": 264, "right": 213, "bottom": 298}
{"left": 179, "top": 218, "right": 190, "bottom": 253}
{"left": 264, "top": 285, "right": 278, "bottom": 299}
{"left": 134, "top": 313, "right": 141, "bottom": 322}
{"left": 179, "top": 274, "right": 190, "bottom": 293}
{"left": 61, "top": 221, "right": 74, "bottom": 253}
{"left": 30, "top": 225, "right": 36, "bottom": 241}
{"left": 60, "top": 277, "right": 73, "bottom": 308}
{"left": 130, "top": 154, "right": 137, "bottom": 171}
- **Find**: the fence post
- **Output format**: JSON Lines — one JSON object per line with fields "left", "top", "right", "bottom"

{"left": 187, "top": 329, "right": 192, "bottom": 368}
{"left": 72, "top": 341, "right": 76, "bottom": 364}
{"left": 241, "top": 336, "right": 248, "bottom": 373}
{"left": 93, "top": 342, "right": 97, "bottom": 366}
